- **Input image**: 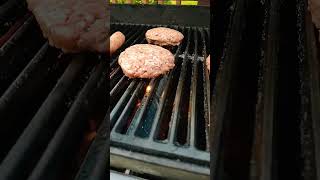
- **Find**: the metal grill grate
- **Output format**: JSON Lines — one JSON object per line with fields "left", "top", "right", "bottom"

{"left": 211, "top": 0, "right": 320, "bottom": 179}
{"left": 0, "top": 8, "right": 107, "bottom": 180}
{"left": 109, "top": 23, "right": 210, "bottom": 178}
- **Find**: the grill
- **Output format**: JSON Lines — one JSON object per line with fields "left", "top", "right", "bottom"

{"left": 0, "top": 2, "right": 107, "bottom": 180}
{"left": 212, "top": 0, "right": 320, "bottom": 179}
{"left": 109, "top": 5, "right": 210, "bottom": 180}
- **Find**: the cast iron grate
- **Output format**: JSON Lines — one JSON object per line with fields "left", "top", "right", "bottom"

{"left": 110, "top": 23, "right": 210, "bottom": 167}
{"left": 0, "top": 6, "right": 107, "bottom": 180}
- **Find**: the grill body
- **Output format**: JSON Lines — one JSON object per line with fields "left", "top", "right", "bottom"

{"left": 211, "top": 0, "right": 320, "bottom": 179}
{"left": 110, "top": 5, "right": 210, "bottom": 180}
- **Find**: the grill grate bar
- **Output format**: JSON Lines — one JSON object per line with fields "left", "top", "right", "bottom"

{"left": 167, "top": 35, "right": 192, "bottom": 145}
{"left": 0, "top": 43, "right": 48, "bottom": 114}
{"left": 0, "top": 13, "right": 30, "bottom": 47}
{"left": 0, "top": 15, "right": 33, "bottom": 55}
{"left": 199, "top": 29, "right": 210, "bottom": 151}
{"left": 189, "top": 29, "right": 200, "bottom": 148}
{"left": 126, "top": 78, "right": 157, "bottom": 137}
{"left": 0, "top": 57, "right": 86, "bottom": 180}
{"left": 125, "top": 28, "right": 186, "bottom": 139}
{"left": 110, "top": 24, "right": 131, "bottom": 35}
{"left": 110, "top": 26, "right": 153, "bottom": 119}
{"left": 110, "top": 75, "right": 128, "bottom": 101}
{"left": 1, "top": 6, "right": 107, "bottom": 179}
{"left": 110, "top": 80, "right": 137, "bottom": 128}
{"left": 297, "top": 0, "right": 320, "bottom": 178}
{"left": 112, "top": 82, "right": 146, "bottom": 134}
{"left": 190, "top": 62, "right": 200, "bottom": 148}
{"left": 74, "top": 112, "right": 108, "bottom": 180}
{"left": 27, "top": 60, "right": 107, "bottom": 180}
{"left": 149, "top": 28, "right": 192, "bottom": 142}
{"left": 167, "top": 60, "right": 188, "bottom": 145}
{"left": 110, "top": 67, "right": 121, "bottom": 87}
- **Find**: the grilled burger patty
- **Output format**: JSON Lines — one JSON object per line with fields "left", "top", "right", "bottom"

{"left": 118, "top": 44, "right": 175, "bottom": 78}
{"left": 27, "top": 0, "right": 107, "bottom": 53}
{"left": 145, "top": 27, "right": 184, "bottom": 46}
{"left": 108, "top": 31, "right": 125, "bottom": 55}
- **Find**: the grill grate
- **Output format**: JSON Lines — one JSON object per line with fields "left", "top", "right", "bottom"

{"left": 110, "top": 23, "right": 210, "bottom": 175}
{"left": 211, "top": 0, "right": 320, "bottom": 179}
{"left": 0, "top": 6, "right": 107, "bottom": 180}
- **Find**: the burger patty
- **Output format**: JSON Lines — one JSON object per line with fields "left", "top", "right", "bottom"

{"left": 108, "top": 31, "right": 125, "bottom": 55}
{"left": 118, "top": 44, "right": 175, "bottom": 78}
{"left": 27, "top": 0, "right": 107, "bottom": 53}
{"left": 145, "top": 27, "right": 184, "bottom": 46}
{"left": 309, "top": 0, "right": 320, "bottom": 42}
{"left": 206, "top": 55, "right": 210, "bottom": 72}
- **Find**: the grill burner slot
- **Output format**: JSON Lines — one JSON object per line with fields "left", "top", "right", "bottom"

{"left": 110, "top": 23, "right": 210, "bottom": 177}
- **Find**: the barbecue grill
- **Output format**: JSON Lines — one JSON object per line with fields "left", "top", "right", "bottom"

{"left": 0, "top": 1, "right": 107, "bottom": 180}
{"left": 109, "top": 5, "right": 210, "bottom": 180}
{"left": 211, "top": 0, "right": 320, "bottom": 179}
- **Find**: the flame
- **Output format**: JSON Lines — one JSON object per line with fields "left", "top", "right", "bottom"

{"left": 146, "top": 85, "right": 152, "bottom": 93}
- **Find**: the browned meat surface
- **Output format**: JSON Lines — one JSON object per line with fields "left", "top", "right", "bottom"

{"left": 308, "top": 0, "right": 320, "bottom": 41}
{"left": 118, "top": 44, "right": 175, "bottom": 78}
{"left": 206, "top": 55, "right": 210, "bottom": 72}
{"left": 145, "top": 27, "right": 184, "bottom": 46}
{"left": 27, "top": 0, "right": 108, "bottom": 53}
{"left": 108, "top": 31, "right": 125, "bottom": 55}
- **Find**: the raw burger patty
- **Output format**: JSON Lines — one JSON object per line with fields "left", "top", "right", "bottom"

{"left": 118, "top": 44, "right": 175, "bottom": 78}
{"left": 206, "top": 55, "right": 210, "bottom": 72}
{"left": 145, "top": 27, "right": 184, "bottom": 46}
{"left": 309, "top": 0, "right": 320, "bottom": 41}
{"left": 27, "top": 0, "right": 107, "bottom": 53}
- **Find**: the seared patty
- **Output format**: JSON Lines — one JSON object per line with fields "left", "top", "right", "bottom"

{"left": 118, "top": 44, "right": 175, "bottom": 78}
{"left": 27, "top": 0, "right": 107, "bottom": 53}
{"left": 108, "top": 31, "right": 125, "bottom": 55}
{"left": 145, "top": 27, "right": 184, "bottom": 46}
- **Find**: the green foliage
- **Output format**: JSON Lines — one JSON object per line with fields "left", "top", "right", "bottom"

{"left": 110, "top": 0, "right": 197, "bottom": 5}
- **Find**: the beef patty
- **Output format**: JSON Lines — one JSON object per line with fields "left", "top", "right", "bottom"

{"left": 145, "top": 27, "right": 184, "bottom": 46}
{"left": 27, "top": 0, "right": 107, "bottom": 53}
{"left": 118, "top": 44, "right": 175, "bottom": 78}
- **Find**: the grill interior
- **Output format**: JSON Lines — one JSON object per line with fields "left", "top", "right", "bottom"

{"left": 109, "top": 22, "right": 210, "bottom": 178}
{"left": 0, "top": 4, "right": 107, "bottom": 180}
{"left": 212, "top": 0, "right": 320, "bottom": 179}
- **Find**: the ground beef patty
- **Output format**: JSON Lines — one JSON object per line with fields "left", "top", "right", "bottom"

{"left": 145, "top": 27, "right": 184, "bottom": 46}
{"left": 118, "top": 44, "right": 175, "bottom": 78}
{"left": 27, "top": 0, "right": 107, "bottom": 53}
{"left": 206, "top": 55, "right": 210, "bottom": 72}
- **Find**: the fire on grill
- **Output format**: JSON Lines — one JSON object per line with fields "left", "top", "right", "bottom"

{"left": 109, "top": 5, "right": 210, "bottom": 180}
